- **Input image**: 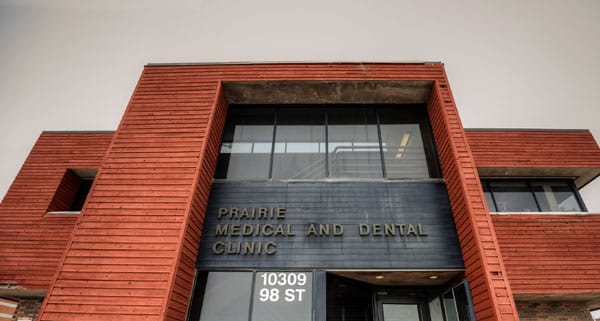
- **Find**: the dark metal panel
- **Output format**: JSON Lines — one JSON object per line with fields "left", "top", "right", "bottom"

{"left": 197, "top": 182, "right": 464, "bottom": 270}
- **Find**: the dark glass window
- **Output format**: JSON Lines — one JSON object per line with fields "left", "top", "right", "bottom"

{"left": 272, "top": 107, "right": 326, "bottom": 179}
{"left": 489, "top": 181, "right": 538, "bottom": 212}
{"left": 378, "top": 107, "right": 432, "bottom": 179}
{"left": 215, "top": 105, "right": 439, "bottom": 180}
{"left": 482, "top": 179, "right": 585, "bottom": 213}
{"left": 531, "top": 181, "right": 582, "bottom": 212}
{"left": 435, "top": 281, "right": 475, "bottom": 321}
{"left": 189, "top": 271, "right": 312, "bottom": 321}
{"left": 189, "top": 272, "right": 253, "bottom": 321}
{"left": 214, "top": 107, "right": 275, "bottom": 180}
{"left": 328, "top": 107, "right": 381, "bottom": 178}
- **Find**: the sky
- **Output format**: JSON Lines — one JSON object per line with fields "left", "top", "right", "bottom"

{"left": 0, "top": 0, "right": 599, "bottom": 211}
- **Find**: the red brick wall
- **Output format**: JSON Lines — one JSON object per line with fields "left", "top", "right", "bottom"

{"left": 427, "top": 83, "right": 519, "bottom": 321}
{"left": 0, "top": 132, "right": 112, "bottom": 290}
{"left": 516, "top": 301, "right": 594, "bottom": 321}
{"left": 466, "top": 130, "right": 600, "bottom": 169}
{"left": 493, "top": 215, "right": 600, "bottom": 294}
{"left": 35, "top": 63, "right": 520, "bottom": 321}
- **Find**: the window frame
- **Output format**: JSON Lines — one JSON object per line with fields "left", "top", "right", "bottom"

{"left": 214, "top": 104, "right": 441, "bottom": 181}
{"left": 482, "top": 178, "right": 588, "bottom": 213}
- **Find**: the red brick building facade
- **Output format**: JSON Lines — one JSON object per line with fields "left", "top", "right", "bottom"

{"left": 1, "top": 63, "right": 599, "bottom": 321}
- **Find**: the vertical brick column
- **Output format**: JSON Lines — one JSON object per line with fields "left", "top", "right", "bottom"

{"left": 37, "top": 70, "right": 226, "bottom": 321}
{"left": 427, "top": 80, "right": 520, "bottom": 321}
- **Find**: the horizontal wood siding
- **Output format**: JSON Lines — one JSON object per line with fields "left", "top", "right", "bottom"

{"left": 0, "top": 133, "right": 112, "bottom": 290}
{"left": 164, "top": 86, "right": 228, "bottom": 321}
{"left": 427, "top": 84, "right": 520, "bottom": 321}
{"left": 492, "top": 214, "right": 600, "bottom": 294}
{"left": 466, "top": 130, "right": 600, "bottom": 168}
{"left": 35, "top": 63, "right": 520, "bottom": 321}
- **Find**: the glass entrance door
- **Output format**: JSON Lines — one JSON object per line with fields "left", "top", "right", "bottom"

{"left": 381, "top": 304, "right": 421, "bottom": 321}
{"left": 375, "top": 289, "right": 428, "bottom": 321}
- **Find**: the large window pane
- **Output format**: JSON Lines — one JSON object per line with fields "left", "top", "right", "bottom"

{"left": 328, "top": 107, "right": 382, "bottom": 178}
{"left": 196, "top": 272, "right": 253, "bottom": 321}
{"left": 215, "top": 107, "right": 274, "bottom": 180}
{"left": 380, "top": 123, "right": 429, "bottom": 178}
{"left": 382, "top": 304, "right": 420, "bottom": 321}
{"left": 531, "top": 181, "right": 583, "bottom": 212}
{"left": 429, "top": 297, "right": 444, "bottom": 321}
{"left": 489, "top": 182, "right": 538, "bottom": 212}
{"left": 378, "top": 107, "right": 431, "bottom": 179}
{"left": 251, "top": 272, "right": 313, "bottom": 321}
{"left": 271, "top": 107, "right": 326, "bottom": 179}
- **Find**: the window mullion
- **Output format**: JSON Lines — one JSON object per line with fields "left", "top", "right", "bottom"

{"left": 527, "top": 180, "right": 543, "bottom": 212}
{"left": 247, "top": 271, "right": 257, "bottom": 321}
{"left": 268, "top": 108, "right": 278, "bottom": 179}
{"left": 486, "top": 181, "right": 499, "bottom": 212}
{"left": 570, "top": 180, "right": 588, "bottom": 212}
{"left": 325, "top": 106, "right": 329, "bottom": 178}
{"left": 375, "top": 109, "right": 387, "bottom": 178}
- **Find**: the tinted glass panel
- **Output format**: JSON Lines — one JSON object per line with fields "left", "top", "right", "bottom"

{"left": 196, "top": 272, "right": 253, "bottom": 321}
{"left": 271, "top": 107, "right": 326, "bottom": 179}
{"left": 380, "top": 123, "right": 428, "bottom": 178}
{"left": 382, "top": 304, "right": 419, "bottom": 321}
{"left": 443, "top": 291, "right": 459, "bottom": 321}
{"left": 215, "top": 107, "right": 274, "bottom": 179}
{"left": 489, "top": 182, "right": 538, "bottom": 212}
{"left": 251, "top": 272, "right": 312, "bottom": 321}
{"left": 453, "top": 283, "right": 475, "bottom": 321}
{"left": 482, "top": 183, "right": 497, "bottom": 212}
{"left": 378, "top": 107, "right": 430, "bottom": 179}
{"left": 429, "top": 297, "right": 444, "bottom": 321}
{"left": 328, "top": 107, "right": 382, "bottom": 178}
{"left": 531, "top": 181, "right": 582, "bottom": 212}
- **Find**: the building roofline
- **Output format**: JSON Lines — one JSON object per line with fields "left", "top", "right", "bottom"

{"left": 145, "top": 61, "right": 442, "bottom": 67}
{"left": 465, "top": 128, "right": 591, "bottom": 133}
{"left": 42, "top": 130, "right": 116, "bottom": 134}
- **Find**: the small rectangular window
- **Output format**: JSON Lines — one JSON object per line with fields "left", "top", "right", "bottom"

{"left": 47, "top": 168, "right": 96, "bottom": 214}
{"left": 489, "top": 181, "right": 538, "bottom": 212}
{"left": 482, "top": 179, "right": 585, "bottom": 213}
{"left": 531, "top": 181, "right": 582, "bottom": 212}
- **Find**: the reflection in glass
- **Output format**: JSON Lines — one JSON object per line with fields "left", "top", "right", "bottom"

{"left": 489, "top": 182, "right": 538, "bottom": 212}
{"left": 453, "top": 283, "right": 475, "bottom": 321}
{"left": 215, "top": 105, "right": 439, "bottom": 180}
{"left": 482, "top": 183, "right": 497, "bottom": 212}
{"left": 429, "top": 297, "right": 444, "bottom": 321}
{"left": 271, "top": 108, "right": 326, "bottom": 179}
{"left": 328, "top": 107, "right": 382, "bottom": 178}
{"left": 215, "top": 107, "right": 274, "bottom": 179}
{"left": 443, "top": 291, "right": 459, "bottom": 321}
{"left": 382, "top": 304, "right": 420, "bottom": 321}
{"left": 531, "top": 181, "right": 582, "bottom": 212}
{"left": 380, "top": 124, "right": 429, "bottom": 178}
{"left": 198, "top": 272, "right": 253, "bottom": 321}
